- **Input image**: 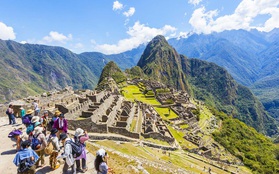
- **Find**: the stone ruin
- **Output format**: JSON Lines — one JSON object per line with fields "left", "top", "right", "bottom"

{"left": 140, "top": 103, "right": 175, "bottom": 143}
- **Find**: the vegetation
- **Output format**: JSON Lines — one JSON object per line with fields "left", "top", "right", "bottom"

{"left": 154, "top": 107, "right": 178, "bottom": 120}
{"left": 212, "top": 108, "right": 279, "bottom": 174}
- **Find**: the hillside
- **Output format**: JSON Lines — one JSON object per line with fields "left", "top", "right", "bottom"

{"left": 168, "top": 29, "right": 279, "bottom": 119}
{"left": 0, "top": 40, "right": 98, "bottom": 102}
{"left": 0, "top": 40, "right": 142, "bottom": 103}
{"left": 95, "top": 60, "right": 279, "bottom": 173}
{"left": 138, "top": 35, "right": 278, "bottom": 136}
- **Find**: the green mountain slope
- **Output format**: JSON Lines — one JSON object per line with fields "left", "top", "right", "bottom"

{"left": 0, "top": 40, "right": 98, "bottom": 102}
{"left": 138, "top": 35, "right": 278, "bottom": 136}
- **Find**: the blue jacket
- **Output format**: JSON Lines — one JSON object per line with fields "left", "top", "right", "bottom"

{"left": 13, "top": 148, "right": 39, "bottom": 166}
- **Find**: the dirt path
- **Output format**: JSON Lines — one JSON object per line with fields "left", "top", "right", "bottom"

{"left": 0, "top": 117, "right": 96, "bottom": 174}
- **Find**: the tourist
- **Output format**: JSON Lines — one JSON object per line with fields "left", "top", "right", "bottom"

{"left": 58, "top": 133, "right": 76, "bottom": 174}
{"left": 6, "top": 104, "right": 16, "bottom": 125}
{"left": 32, "top": 126, "right": 47, "bottom": 168}
{"left": 26, "top": 116, "right": 39, "bottom": 135}
{"left": 41, "top": 111, "right": 49, "bottom": 135}
{"left": 22, "top": 109, "right": 34, "bottom": 127}
{"left": 49, "top": 110, "right": 60, "bottom": 128}
{"left": 75, "top": 128, "right": 89, "bottom": 173}
{"left": 13, "top": 140, "right": 39, "bottom": 174}
{"left": 48, "top": 128, "right": 60, "bottom": 170}
{"left": 33, "top": 100, "right": 40, "bottom": 116}
{"left": 20, "top": 106, "right": 26, "bottom": 124}
{"left": 95, "top": 148, "right": 112, "bottom": 174}
{"left": 53, "top": 113, "right": 68, "bottom": 138}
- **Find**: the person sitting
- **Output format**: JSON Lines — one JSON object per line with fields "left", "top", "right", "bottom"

{"left": 58, "top": 133, "right": 76, "bottom": 174}
{"left": 13, "top": 140, "right": 39, "bottom": 174}
{"left": 53, "top": 113, "right": 68, "bottom": 138}
{"left": 94, "top": 148, "right": 112, "bottom": 174}
{"left": 74, "top": 128, "right": 89, "bottom": 173}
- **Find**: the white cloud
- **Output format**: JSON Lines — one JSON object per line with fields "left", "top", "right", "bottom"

{"left": 123, "top": 7, "right": 135, "bottom": 17}
{"left": 189, "top": 0, "right": 279, "bottom": 34}
{"left": 42, "top": 31, "right": 72, "bottom": 43}
{"left": 94, "top": 21, "right": 176, "bottom": 54}
{"left": 0, "top": 22, "right": 16, "bottom": 40}
{"left": 20, "top": 41, "right": 27, "bottom": 44}
{"left": 74, "top": 43, "right": 83, "bottom": 49}
{"left": 113, "top": 1, "right": 123, "bottom": 11}
{"left": 188, "top": 0, "right": 202, "bottom": 6}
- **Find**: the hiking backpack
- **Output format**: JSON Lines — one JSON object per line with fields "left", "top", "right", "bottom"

{"left": 17, "top": 158, "right": 31, "bottom": 173}
{"left": 6, "top": 109, "right": 10, "bottom": 115}
{"left": 31, "top": 134, "right": 42, "bottom": 150}
{"left": 66, "top": 140, "right": 83, "bottom": 158}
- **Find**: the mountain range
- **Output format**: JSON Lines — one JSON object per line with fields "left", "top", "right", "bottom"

{"left": 168, "top": 28, "right": 279, "bottom": 119}
{"left": 136, "top": 35, "right": 277, "bottom": 136}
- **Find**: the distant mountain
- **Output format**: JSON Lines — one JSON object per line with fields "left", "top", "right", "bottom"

{"left": 138, "top": 35, "right": 278, "bottom": 136}
{"left": 0, "top": 39, "right": 144, "bottom": 103}
{"left": 168, "top": 28, "right": 279, "bottom": 119}
{"left": 0, "top": 40, "right": 99, "bottom": 102}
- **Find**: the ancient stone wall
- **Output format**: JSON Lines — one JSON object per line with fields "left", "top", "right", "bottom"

{"left": 68, "top": 118, "right": 108, "bottom": 133}
{"left": 108, "top": 126, "right": 140, "bottom": 139}
{"left": 142, "top": 132, "right": 175, "bottom": 143}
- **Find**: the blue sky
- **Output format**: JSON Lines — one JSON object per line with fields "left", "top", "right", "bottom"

{"left": 0, "top": 0, "right": 278, "bottom": 54}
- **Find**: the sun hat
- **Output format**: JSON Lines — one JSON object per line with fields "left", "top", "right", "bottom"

{"left": 55, "top": 110, "right": 61, "bottom": 115}
{"left": 59, "top": 133, "right": 68, "bottom": 141}
{"left": 50, "top": 128, "right": 58, "bottom": 135}
{"left": 34, "top": 126, "right": 43, "bottom": 135}
{"left": 75, "top": 128, "right": 84, "bottom": 137}
{"left": 31, "top": 116, "right": 40, "bottom": 123}
{"left": 34, "top": 121, "right": 41, "bottom": 127}
{"left": 26, "top": 109, "right": 34, "bottom": 115}
{"left": 96, "top": 148, "right": 107, "bottom": 157}
{"left": 20, "top": 106, "right": 24, "bottom": 109}
{"left": 43, "top": 110, "right": 48, "bottom": 114}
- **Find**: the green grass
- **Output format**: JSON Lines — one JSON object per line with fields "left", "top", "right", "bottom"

{"left": 122, "top": 85, "right": 160, "bottom": 105}
{"left": 154, "top": 107, "right": 179, "bottom": 120}
{"left": 179, "top": 124, "right": 189, "bottom": 129}
{"left": 167, "top": 125, "right": 198, "bottom": 149}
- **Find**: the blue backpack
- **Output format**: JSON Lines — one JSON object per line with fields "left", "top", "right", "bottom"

{"left": 66, "top": 140, "right": 83, "bottom": 158}
{"left": 31, "top": 133, "right": 42, "bottom": 150}
{"left": 26, "top": 124, "right": 34, "bottom": 135}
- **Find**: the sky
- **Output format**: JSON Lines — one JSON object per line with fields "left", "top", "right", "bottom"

{"left": 0, "top": 0, "right": 278, "bottom": 54}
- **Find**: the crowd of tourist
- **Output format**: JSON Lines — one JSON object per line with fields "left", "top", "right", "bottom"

{"left": 6, "top": 103, "right": 111, "bottom": 174}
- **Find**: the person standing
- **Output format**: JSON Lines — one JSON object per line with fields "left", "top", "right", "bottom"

{"left": 94, "top": 148, "right": 112, "bottom": 174}
{"left": 58, "top": 133, "right": 76, "bottom": 174}
{"left": 33, "top": 100, "right": 40, "bottom": 116}
{"left": 75, "top": 128, "right": 89, "bottom": 173}
{"left": 6, "top": 104, "right": 16, "bottom": 125}
{"left": 41, "top": 111, "right": 49, "bottom": 135}
{"left": 13, "top": 140, "right": 39, "bottom": 174}
{"left": 53, "top": 113, "right": 68, "bottom": 138}
{"left": 20, "top": 106, "right": 26, "bottom": 124}
{"left": 32, "top": 126, "right": 47, "bottom": 168}
{"left": 48, "top": 128, "right": 60, "bottom": 170}
{"left": 49, "top": 110, "right": 60, "bottom": 128}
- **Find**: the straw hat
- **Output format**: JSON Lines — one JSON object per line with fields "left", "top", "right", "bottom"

{"left": 31, "top": 116, "right": 40, "bottom": 123}
{"left": 26, "top": 109, "right": 34, "bottom": 115}
{"left": 75, "top": 128, "right": 84, "bottom": 137}
{"left": 55, "top": 110, "right": 61, "bottom": 115}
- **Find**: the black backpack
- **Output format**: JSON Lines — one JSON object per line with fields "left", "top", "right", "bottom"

{"left": 66, "top": 140, "right": 83, "bottom": 158}
{"left": 17, "top": 158, "right": 32, "bottom": 173}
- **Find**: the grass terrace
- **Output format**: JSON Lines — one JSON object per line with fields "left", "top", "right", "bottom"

{"left": 154, "top": 107, "right": 179, "bottom": 120}
{"left": 121, "top": 85, "right": 160, "bottom": 105}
